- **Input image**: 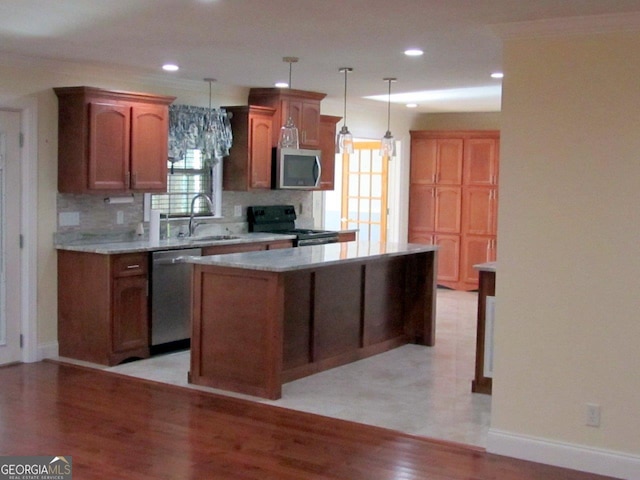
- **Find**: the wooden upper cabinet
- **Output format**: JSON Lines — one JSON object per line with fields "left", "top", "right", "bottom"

{"left": 464, "top": 137, "right": 499, "bottom": 185}
{"left": 130, "top": 104, "right": 170, "bottom": 191}
{"left": 222, "top": 105, "right": 275, "bottom": 191}
{"left": 55, "top": 86, "right": 175, "bottom": 194}
{"left": 88, "top": 102, "right": 131, "bottom": 191}
{"left": 410, "top": 136, "right": 463, "bottom": 185}
{"left": 318, "top": 115, "right": 341, "bottom": 190}
{"left": 248, "top": 88, "right": 326, "bottom": 149}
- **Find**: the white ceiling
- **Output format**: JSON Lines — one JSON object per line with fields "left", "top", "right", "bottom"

{"left": 2, "top": 0, "right": 640, "bottom": 112}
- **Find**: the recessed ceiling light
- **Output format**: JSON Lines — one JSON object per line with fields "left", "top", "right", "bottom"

{"left": 491, "top": 72, "right": 504, "bottom": 79}
{"left": 404, "top": 49, "right": 424, "bottom": 57}
{"left": 406, "top": 103, "right": 418, "bottom": 108}
{"left": 162, "top": 64, "right": 179, "bottom": 72}
{"left": 275, "top": 82, "right": 289, "bottom": 88}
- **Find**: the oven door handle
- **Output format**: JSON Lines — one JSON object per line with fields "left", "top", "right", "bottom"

{"left": 297, "top": 236, "right": 338, "bottom": 247}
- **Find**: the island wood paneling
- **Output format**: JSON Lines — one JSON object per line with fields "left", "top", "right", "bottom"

{"left": 190, "top": 267, "right": 284, "bottom": 399}
{"left": 313, "top": 263, "right": 363, "bottom": 362}
{"left": 190, "top": 250, "right": 438, "bottom": 399}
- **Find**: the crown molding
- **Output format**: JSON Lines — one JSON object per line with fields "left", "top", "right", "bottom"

{"left": 491, "top": 11, "right": 640, "bottom": 39}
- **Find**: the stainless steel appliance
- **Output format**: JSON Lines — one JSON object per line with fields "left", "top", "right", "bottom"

{"left": 151, "top": 247, "right": 201, "bottom": 352}
{"left": 275, "top": 148, "right": 322, "bottom": 189}
{"left": 247, "top": 205, "right": 339, "bottom": 246}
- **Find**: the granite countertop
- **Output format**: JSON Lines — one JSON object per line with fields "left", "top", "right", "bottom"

{"left": 188, "top": 242, "right": 438, "bottom": 273}
{"left": 54, "top": 232, "right": 297, "bottom": 254}
{"left": 474, "top": 261, "right": 496, "bottom": 272}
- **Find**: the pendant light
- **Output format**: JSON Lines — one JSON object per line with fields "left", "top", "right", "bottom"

{"left": 336, "top": 67, "right": 354, "bottom": 154}
{"left": 380, "top": 77, "right": 397, "bottom": 158}
{"left": 278, "top": 56, "right": 300, "bottom": 149}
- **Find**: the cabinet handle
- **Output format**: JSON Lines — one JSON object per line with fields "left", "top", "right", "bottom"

{"left": 126, "top": 264, "right": 140, "bottom": 269}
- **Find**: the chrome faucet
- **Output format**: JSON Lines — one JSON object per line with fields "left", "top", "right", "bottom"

{"left": 188, "top": 193, "right": 214, "bottom": 237}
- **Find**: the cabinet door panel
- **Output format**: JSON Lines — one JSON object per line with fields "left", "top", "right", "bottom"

{"left": 130, "top": 104, "right": 168, "bottom": 191}
{"left": 461, "top": 236, "right": 495, "bottom": 285}
{"left": 249, "top": 115, "right": 273, "bottom": 189}
{"left": 463, "top": 187, "right": 497, "bottom": 235}
{"left": 300, "top": 101, "right": 321, "bottom": 147}
{"left": 434, "top": 187, "right": 462, "bottom": 233}
{"left": 436, "top": 139, "right": 464, "bottom": 185}
{"left": 112, "top": 275, "right": 148, "bottom": 353}
{"left": 434, "top": 234, "right": 460, "bottom": 283}
{"left": 464, "top": 138, "right": 499, "bottom": 185}
{"left": 408, "top": 184, "right": 435, "bottom": 232}
{"left": 318, "top": 115, "right": 340, "bottom": 190}
{"left": 89, "top": 102, "right": 130, "bottom": 190}
{"left": 410, "top": 138, "right": 437, "bottom": 183}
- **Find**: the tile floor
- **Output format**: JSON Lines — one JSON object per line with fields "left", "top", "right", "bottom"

{"left": 103, "top": 288, "right": 492, "bottom": 448}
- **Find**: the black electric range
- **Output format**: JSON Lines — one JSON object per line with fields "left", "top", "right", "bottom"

{"left": 247, "top": 205, "right": 339, "bottom": 247}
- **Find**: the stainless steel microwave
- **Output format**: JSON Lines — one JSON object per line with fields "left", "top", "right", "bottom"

{"left": 275, "top": 148, "right": 322, "bottom": 189}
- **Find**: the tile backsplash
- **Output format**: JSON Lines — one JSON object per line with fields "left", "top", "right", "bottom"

{"left": 55, "top": 190, "right": 314, "bottom": 244}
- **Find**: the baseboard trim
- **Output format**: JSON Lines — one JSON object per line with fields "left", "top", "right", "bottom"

{"left": 37, "top": 342, "right": 59, "bottom": 362}
{"left": 487, "top": 428, "right": 640, "bottom": 479}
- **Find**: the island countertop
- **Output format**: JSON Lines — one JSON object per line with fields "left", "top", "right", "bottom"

{"left": 187, "top": 241, "right": 438, "bottom": 272}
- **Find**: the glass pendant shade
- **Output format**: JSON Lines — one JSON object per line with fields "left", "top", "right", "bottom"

{"left": 279, "top": 116, "right": 299, "bottom": 149}
{"left": 336, "top": 125, "right": 354, "bottom": 154}
{"left": 380, "top": 130, "right": 396, "bottom": 157}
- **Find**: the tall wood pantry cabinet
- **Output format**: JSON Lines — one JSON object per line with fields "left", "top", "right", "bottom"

{"left": 408, "top": 130, "right": 499, "bottom": 290}
{"left": 54, "top": 87, "right": 175, "bottom": 194}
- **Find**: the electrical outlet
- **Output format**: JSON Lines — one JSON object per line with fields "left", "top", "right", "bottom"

{"left": 116, "top": 211, "right": 124, "bottom": 225}
{"left": 586, "top": 403, "right": 601, "bottom": 427}
{"left": 234, "top": 205, "right": 242, "bottom": 217}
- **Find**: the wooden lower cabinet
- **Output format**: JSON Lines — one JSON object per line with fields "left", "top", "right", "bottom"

{"left": 112, "top": 274, "right": 149, "bottom": 354}
{"left": 58, "top": 251, "right": 150, "bottom": 366}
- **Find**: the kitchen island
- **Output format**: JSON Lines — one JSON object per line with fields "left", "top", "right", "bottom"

{"left": 188, "top": 242, "right": 438, "bottom": 399}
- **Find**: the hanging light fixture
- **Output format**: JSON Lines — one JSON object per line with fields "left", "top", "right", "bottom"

{"left": 336, "top": 67, "right": 354, "bottom": 154}
{"left": 380, "top": 77, "right": 397, "bottom": 158}
{"left": 278, "top": 56, "right": 300, "bottom": 149}
{"left": 202, "top": 77, "right": 217, "bottom": 162}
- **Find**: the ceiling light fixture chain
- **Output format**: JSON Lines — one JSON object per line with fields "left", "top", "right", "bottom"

{"left": 336, "top": 67, "right": 354, "bottom": 154}
{"left": 380, "top": 77, "right": 397, "bottom": 158}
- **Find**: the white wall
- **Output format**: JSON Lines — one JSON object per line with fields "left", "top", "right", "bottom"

{"left": 490, "top": 29, "right": 640, "bottom": 477}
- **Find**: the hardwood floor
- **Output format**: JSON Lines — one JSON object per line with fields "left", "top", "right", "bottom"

{"left": 0, "top": 361, "right": 614, "bottom": 480}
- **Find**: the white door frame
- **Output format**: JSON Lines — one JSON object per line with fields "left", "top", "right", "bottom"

{"left": 1, "top": 98, "right": 38, "bottom": 363}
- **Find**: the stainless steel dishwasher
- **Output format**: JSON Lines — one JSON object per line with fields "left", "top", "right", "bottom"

{"left": 151, "top": 248, "right": 201, "bottom": 352}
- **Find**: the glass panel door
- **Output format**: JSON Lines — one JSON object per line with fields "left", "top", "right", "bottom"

{"left": 341, "top": 141, "right": 389, "bottom": 243}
